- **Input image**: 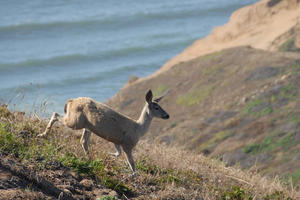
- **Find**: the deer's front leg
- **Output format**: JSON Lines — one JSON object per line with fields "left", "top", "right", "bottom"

{"left": 80, "top": 129, "right": 91, "bottom": 155}
{"left": 123, "top": 146, "right": 136, "bottom": 175}
{"left": 38, "top": 112, "right": 60, "bottom": 137}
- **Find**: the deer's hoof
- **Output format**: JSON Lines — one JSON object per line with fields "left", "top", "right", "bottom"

{"left": 109, "top": 152, "right": 121, "bottom": 157}
{"left": 37, "top": 132, "right": 46, "bottom": 138}
{"left": 130, "top": 171, "right": 137, "bottom": 178}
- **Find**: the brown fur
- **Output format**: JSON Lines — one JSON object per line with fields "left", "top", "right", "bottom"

{"left": 38, "top": 90, "right": 169, "bottom": 174}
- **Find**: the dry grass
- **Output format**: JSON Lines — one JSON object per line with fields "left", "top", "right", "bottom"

{"left": 0, "top": 105, "right": 298, "bottom": 199}
{"left": 133, "top": 140, "right": 299, "bottom": 199}
{"left": 86, "top": 133, "right": 299, "bottom": 199}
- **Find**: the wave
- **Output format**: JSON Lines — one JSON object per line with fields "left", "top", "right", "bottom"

{"left": 0, "top": 4, "right": 241, "bottom": 34}
{"left": 60, "top": 62, "right": 155, "bottom": 86}
{"left": 0, "top": 38, "right": 194, "bottom": 71}
{"left": 0, "top": 61, "right": 159, "bottom": 94}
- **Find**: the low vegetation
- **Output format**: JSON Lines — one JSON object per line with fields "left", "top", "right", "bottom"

{"left": 106, "top": 46, "right": 300, "bottom": 198}
{"left": 279, "top": 37, "right": 300, "bottom": 52}
{"left": 0, "top": 105, "right": 297, "bottom": 199}
{"left": 176, "top": 84, "right": 215, "bottom": 106}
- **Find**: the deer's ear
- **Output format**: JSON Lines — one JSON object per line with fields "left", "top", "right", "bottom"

{"left": 153, "top": 96, "right": 163, "bottom": 103}
{"left": 145, "top": 90, "right": 153, "bottom": 103}
{"left": 153, "top": 89, "right": 169, "bottom": 103}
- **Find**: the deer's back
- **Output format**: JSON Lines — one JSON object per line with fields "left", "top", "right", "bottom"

{"left": 66, "top": 97, "right": 139, "bottom": 145}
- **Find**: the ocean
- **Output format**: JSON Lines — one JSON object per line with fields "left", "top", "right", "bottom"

{"left": 0, "top": 0, "right": 257, "bottom": 115}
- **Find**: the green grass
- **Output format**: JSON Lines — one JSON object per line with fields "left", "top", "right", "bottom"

{"left": 0, "top": 121, "right": 64, "bottom": 168}
{"left": 59, "top": 153, "right": 105, "bottom": 176}
{"left": 243, "top": 137, "right": 273, "bottom": 154}
{"left": 136, "top": 158, "right": 181, "bottom": 186}
{"left": 0, "top": 123, "right": 25, "bottom": 156}
{"left": 278, "top": 37, "right": 300, "bottom": 52}
{"left": 101, "top": 177, "right": 133, "bottom": 197}
{"left": 221, "top": 186, "right": 253, "bottom": 200}
{"left": 136, "top": 158, "right": 160, "bottom": 175}
{"left": 276, "top": 132, "right": 297, "bottom": 151}
{"left": 0, "top": 111, "right": 135, "bottom": 197}
{"left": 244, "top": 98, "right": 273, "bottom": 117}
{"left": 243, "top": 81, "right": 299, "bottom": 118}
{"left": 176, "top": 85, "right": 214, "bottom": 106}
{"left": 221, "top": 186, "right": 293, "bottom": 200}
{"left": 280, "top": 84, "right": 296, "bottom": 99}
{"left": 136, "top": 157, "right": 201, "bottom": 187}
{"left": 259, "top": 107, "right": 273, "bottom": 116}
{"left": 243, "top": 99, "right": 264, "bottom": 115}
{"left": 264, "top": 191, "right": 293, "bottom": 200}
{"left": 197, "top": 130, "right": 233, "bottom": 153}
{"left": 202, "top": 50, "right": 224, "bottom": 60}
{"left": 288, "top": 113, "right": 300, "bottom": 123}
{"left": 243, "top": 132, "right": 299, "bottom": 155}
{"left": 59, "top": 152, "right": 133, "bottom": 196}
{"left": 97, "top": 196, "right": 118, "bottom": 200}
{"left": 0, "top": 105, "right": 296, "bottom": 199}
{"left": 201, "top": 64, "right": 221, "bottom": 76}
{"left": 287, "top": 169, "right": 300, "bottom": 187}
{"left": 289, "top": 62, "right": 300, "bottom": 75}
{"left": 152, "top": 84, "right": 169, "bottom": 97}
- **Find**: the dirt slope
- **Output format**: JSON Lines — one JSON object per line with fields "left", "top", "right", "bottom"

{"left": 0, "top": 155, "right": 115, "bottom": 200}
{"left": 107, "top": 46, "right": 300, "bottom": 185}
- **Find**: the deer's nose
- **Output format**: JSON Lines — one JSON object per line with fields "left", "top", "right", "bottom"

{"left": 163, "top": 114, "right": 169, "bottom": 119}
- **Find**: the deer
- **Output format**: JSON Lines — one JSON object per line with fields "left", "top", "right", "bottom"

{"left": 38, "top": 90, "right": 169, "bottom": 174}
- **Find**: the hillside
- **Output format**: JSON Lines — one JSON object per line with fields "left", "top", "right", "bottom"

{"left": 1, "top": 0, "right": 300, "bottom": 199}
{"left": 106, "top": 0, "right": 300, "bottom": 189}
{"left": 0, "top": 105, "right": 297, "bottom": 199}
{"left": 107, "top": 46, "right": 300, "bottom": 185}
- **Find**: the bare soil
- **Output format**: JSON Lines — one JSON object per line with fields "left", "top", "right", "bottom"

{"left": 0, "top": 155, "right": 118, "bottom": 200}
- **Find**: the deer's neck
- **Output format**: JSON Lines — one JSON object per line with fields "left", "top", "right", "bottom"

{"left": 137, "top": 103, "right": 153, "bottom": 137}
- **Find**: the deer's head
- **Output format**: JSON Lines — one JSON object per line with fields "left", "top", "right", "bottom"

{"left": 145, "top": 90, "right": 169, "bottom": 120}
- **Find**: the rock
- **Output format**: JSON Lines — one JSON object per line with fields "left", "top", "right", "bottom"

{"left": 94, "top": 188, "right": 119, "bottom": 199}
{"left": 45, "top": 160, "right": 64, "bottom": 170}
{"left": 240, "top": 96, "right": 249, "bottom": 104}
{"left": 80, "top": 179, "right": 94, "bottom": 190}
{"left": 108, "top": 190, "right": 118, "bottom": 197}
{"left": 66, "top": 170, "right": 81, "bottom": 181}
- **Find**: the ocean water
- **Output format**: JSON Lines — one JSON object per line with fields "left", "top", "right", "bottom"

{"left": 0, "top": 0, "right": 257, "bottom": 115}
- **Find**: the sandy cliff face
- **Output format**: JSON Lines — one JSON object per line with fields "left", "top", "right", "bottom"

{"left": 148, "top": 0, "right": 300, "bottom": 78}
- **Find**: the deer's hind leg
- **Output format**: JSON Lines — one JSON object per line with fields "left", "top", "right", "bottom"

{"left": 38, "top": 112, "right": 61, "bottom": 137}
{"left": 110, "top": 144, "right": 122, "bottom": 157}
{"left": 80, "top": 129, "right": 91, "bottom": 155}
